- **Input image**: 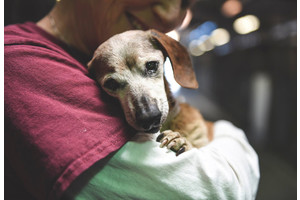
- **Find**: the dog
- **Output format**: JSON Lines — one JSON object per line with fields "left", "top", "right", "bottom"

{"left": 88, "top": 29, "right": 213, "bottom": 156}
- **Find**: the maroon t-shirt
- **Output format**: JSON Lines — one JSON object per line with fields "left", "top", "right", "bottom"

{"left": 4, "top": 22, "right": 134, "bottom": 200}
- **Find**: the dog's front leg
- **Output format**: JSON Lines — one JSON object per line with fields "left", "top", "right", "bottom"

{"left": 156, "top": 130, "right": 193, "bottom": 156}
{"left": 157, "top": 103, "right": 213, "bottom": 156}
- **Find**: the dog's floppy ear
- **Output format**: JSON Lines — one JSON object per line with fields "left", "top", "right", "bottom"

{"left": 148, "top": 29, "right": 198, "bottom": 89}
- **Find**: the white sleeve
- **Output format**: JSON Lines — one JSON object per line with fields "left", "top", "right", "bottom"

{"left": 72, "top": 120, "right": 260, "bottom": 200}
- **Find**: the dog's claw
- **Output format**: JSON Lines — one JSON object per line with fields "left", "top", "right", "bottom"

{"left": 156, "top": 130, "right": 191, "bottom": 156}
{"left": 176, "top": 147, "right": 186, "bottom": 156}
{"left": 156, "top": 133, "right": 165, "bottom": 142}
{"left": 160, "top": 138, "right": 168, "bottom": 148}
{"left": 167, "top": 140, "right": 176, "bottom": 149}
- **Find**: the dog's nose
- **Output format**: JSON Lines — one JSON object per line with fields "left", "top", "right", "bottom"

{"left": 136, "top": 109, "right": 162, "bottom": 133}
{"left": 135, "top": 96, "right": 162, "bottom": 133}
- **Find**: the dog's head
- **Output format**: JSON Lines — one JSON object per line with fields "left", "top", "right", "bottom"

{"left": 88, "top": 29, "right": 198, "bottom": 133}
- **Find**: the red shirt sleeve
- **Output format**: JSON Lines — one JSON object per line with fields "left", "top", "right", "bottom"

{"left": 4, "top": 23, "right": 134, "bottom": 200}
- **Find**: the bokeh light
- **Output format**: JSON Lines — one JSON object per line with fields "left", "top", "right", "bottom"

{"left": 210, "top": 28, "right": 231, "bottom": 46}
{"left": 233, "top": 15, "right": 260, "bottom": 34}
{"left": 221, "top": 0, "right": 243, "bottom": 18}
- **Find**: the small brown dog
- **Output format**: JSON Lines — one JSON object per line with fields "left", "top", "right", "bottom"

{"left": 88, "top": 29, "right": 213, "bottom": 156}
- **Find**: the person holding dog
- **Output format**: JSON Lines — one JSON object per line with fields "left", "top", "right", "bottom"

{"left": 5, "top": 0, "right": 260, "bottom": 199}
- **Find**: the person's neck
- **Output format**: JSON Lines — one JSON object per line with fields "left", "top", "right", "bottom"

{"left": 37, "top": 6, "right": 93, "bottom": 56}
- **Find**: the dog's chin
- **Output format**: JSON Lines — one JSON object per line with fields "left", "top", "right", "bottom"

{"left": 145, "top": 126, "right": 161, "bottom": 134}
{"left": 136, "top": 126, "right": 160, "bottom": 134}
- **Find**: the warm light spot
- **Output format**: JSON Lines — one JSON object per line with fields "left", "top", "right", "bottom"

{"left": 221, "top": 0, "right": 242, "bottom": 18}
{"left": 179, "top": 9, "right": 193, "bottom": 30}
{"left": 164, "top": 58, "right": 181, "bottom": 93}
{"left": 198, "top": 38, "right": 214, "bottom": 52}
{"left": 210, "top": 28, "right": 230, "bottom": 46}
{"left": 233, "top": 15, "right": 260, "bottom": 34}
{"left": 189, "top": 40, "right": 205, "bottom": 56}
{"left": 166, "top": 30, "right": 180, "bottom": 41}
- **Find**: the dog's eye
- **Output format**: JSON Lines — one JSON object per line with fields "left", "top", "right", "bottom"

{"left": 103, "top": 78, "right": 125, "bottom": 92}
{"left": 145, "top": 61, "right": 159, "bottom": 76}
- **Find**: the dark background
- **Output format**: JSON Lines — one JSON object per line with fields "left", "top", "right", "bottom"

{"left": 5, "top": 0, "right": 297, "bottom": 199}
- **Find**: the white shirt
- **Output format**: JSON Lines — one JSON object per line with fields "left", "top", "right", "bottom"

{"left": 71, "top": 120, "right": 260, "bottom": 200}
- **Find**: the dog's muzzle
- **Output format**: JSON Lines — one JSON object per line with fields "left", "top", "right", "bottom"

{"left": 135, "top": 96, "right": 162, "bottom": 133}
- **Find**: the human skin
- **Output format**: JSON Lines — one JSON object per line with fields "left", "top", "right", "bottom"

{"left": 37, "top": 0, "right": 194, "bottom": 56}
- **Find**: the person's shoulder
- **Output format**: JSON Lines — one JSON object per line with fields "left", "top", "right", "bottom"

{"left": 5, "top": 22, "right": 41, "bottom": 45}
{"left": 5, "top": 22, "right": 74, "bottom": 65}
{"left": 4, "top": 22, "right": 89, "bottom": 65}
{"left": 4, "top": 22, "right": 64, "bottom": 52}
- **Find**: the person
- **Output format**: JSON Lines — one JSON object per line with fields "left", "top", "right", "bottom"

{"left": 4, "top": 0, "right": 260, "bottom": 199}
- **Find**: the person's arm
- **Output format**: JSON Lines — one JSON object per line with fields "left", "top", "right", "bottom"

{"left": 5, "top": 34, "right": 133, "bottom": 200}
{"left": 64, "top": 120, "right": 260, "bottom": 200}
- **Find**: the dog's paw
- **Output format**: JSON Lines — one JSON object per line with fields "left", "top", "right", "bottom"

{"left": 156, "top": 130, "right": 193, "bottom": 156}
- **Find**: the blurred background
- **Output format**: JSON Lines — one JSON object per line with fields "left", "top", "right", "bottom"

{"left": 5, "top": 0, "right": 297, "bottom": 199}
